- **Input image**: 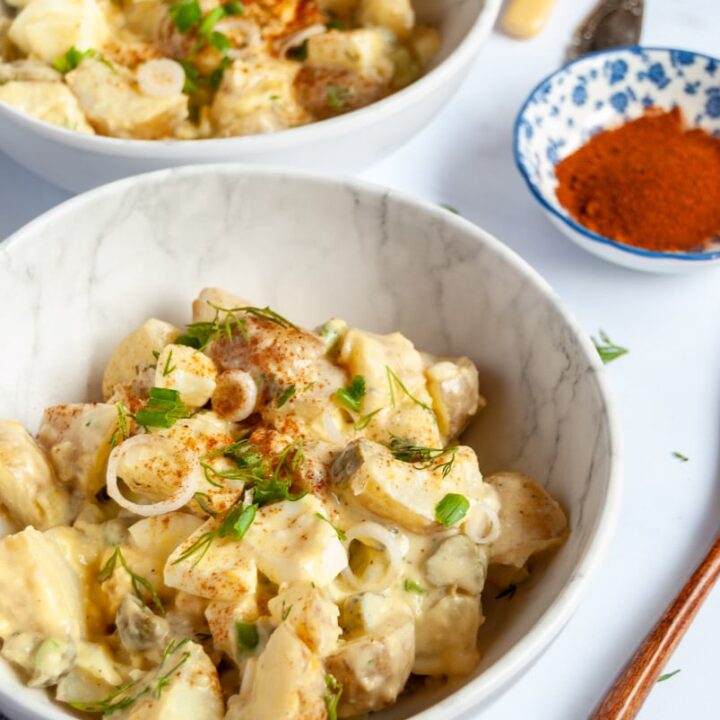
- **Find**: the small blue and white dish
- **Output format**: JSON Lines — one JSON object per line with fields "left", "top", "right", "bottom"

{"left": 514, "top": 46, "right": 720, "bottom": 273}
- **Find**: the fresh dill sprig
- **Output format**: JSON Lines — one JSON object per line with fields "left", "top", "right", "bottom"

{"left": 252, "top": 440, "right": 306, "bottom": 505}
{"left": 99, "top": 547, "right": 164, "bottom": 615}
{"left": 175, "top": 439, "right": 306, "bottom": 565}
{"left": 109, "top": 403, "right": 132, "bottom": 447}
{"left": 161, "top": 638, "right": 191, "bottom": 663}
{"left": 354, "top": 408, "right": 383, "bottom": 430}
{"left": 201, "top": 435, "right": 266, "bottom": 486}
{"left": 175, "top": 303, "right": 296, "bottom": 351}
{"left": 193, "top": 492, "right": 217, "bottom": 516}
{"left": 315, "top": 512, "right": 347, "bottom": 541}
{"left": 161, "top": 349, "right": 176, "bottom": 377}
{"left": 240, "top": 305, "right": 297, "bottom": 329}
{"left": 153, "top": 650, "right": 191, "bottom": 699}
{"left": 68, "top": 680, "right": 148, "bottom": 714}
{"left": 592, "top": 330, "right": 628, "bottom": 364}
{"left": 389, "top": 436, "right": 458, "bottom": 477}
{"left": 69, "top": 640, "right": 190, "bottom": 712}
{"left": 385, "top": 366, "right": 434, "bottom": 414}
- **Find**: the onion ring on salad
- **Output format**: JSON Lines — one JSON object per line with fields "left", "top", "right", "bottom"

{"left": 342, "top": 521, "right": 409, "bottom": 591}
{"left": 106, "top": 434, "right": 201, "bottom": 517}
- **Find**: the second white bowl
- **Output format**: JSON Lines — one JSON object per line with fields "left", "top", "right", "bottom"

{"left": 0, "top": 0, "right": 500, "bottom": 193}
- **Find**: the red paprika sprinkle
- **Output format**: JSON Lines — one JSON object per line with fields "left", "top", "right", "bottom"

{"left": 555, "top": 107, "right": 720, "bottom": 252}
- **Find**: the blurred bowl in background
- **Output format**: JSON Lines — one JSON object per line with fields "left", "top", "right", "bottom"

{"left": 0, "top": 0, "right": 501, "bottom": 193}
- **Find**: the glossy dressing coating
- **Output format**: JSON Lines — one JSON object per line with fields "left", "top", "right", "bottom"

{"left": 0, "top": 288, "right": 568, "bottom": 719}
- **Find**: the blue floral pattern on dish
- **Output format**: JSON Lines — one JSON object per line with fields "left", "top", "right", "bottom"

{"left": 514, "top": 47, "right": 720, "bottom": 256}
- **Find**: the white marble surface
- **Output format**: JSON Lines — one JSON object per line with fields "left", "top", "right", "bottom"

{"left": 0, "top": 0, "right": 718, "bottom": 718}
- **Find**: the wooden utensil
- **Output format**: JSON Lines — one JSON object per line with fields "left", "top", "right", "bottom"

{"left": 592, "top": 531, "right": 720, "bottom": 719}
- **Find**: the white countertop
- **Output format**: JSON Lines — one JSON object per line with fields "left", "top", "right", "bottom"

{"left": 2, "top": 0, "right": 719, "bottom": 717}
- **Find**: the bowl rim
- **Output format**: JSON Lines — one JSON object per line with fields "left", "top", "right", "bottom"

{"left": 513, "top": 44, "right": 720, "bottom": 264}
{"left": 0, "top": 0, "right": 501, "bottom": 157}
{"left": 0, "top": 164, "right": 623, "bottom": 720}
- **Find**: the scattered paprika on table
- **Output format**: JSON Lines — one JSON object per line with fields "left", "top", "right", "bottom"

{"left": 555, "top": 107, "right": 720, "bottom": 252}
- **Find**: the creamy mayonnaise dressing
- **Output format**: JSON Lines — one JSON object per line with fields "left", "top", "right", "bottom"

{"left": 0, "top": 287, "right": 568, "bottom": 719}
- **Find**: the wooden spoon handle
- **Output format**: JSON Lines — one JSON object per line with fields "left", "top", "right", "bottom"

{"left": 592, "top": 532, "right": 720, "bottom": 720}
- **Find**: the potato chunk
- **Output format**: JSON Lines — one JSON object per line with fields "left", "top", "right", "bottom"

{"left": 294, "top": 66, "right": 389, "bottom": 120}
{"left": 338, "top": 328, "right": 441, "bottom": 447}
{"left": 205, "top": 595, "right": 261, "bottom": 661}
{"left": 424, "top": 356, "right": 484, "bottom": 441}
{"left": 0, "top": 527, "right": 85, "bottom": 641}
{"left": 339, "top": 592, "right": 411, "bottom": 638}
{"left": 0, "top": 419, "right": 73, "bottom": 530}
{"left": 191, "top": 287, "right": 249, "bottom": 323}
{"left": 154, "top": 344, "right": 217, "bottom": 407}
{"left": 112, "top": 641, "right": 223, "bottom": 720}
{"left": 37, "top": 403, "right": 118, "bottom": 498}
{"left": 210, "top": 58, "right": 308, "bottom": 137}
{"left": 358, "top": 0, "right": 414, "bottom": 39}
{"left": 331, "top": 439, "right": 484, "bottom": 533}
{"left": 267, "top": 582, "right": 340, "bottom": 657}
{"left": 0, "top": 81, "right": 94, "bottom": 132}
{"left": 165, "top": 518, "right": 258, "bottom": 601}
{"left": 306, "top": 29, "right": 394, "bottom": 84}
{"left": 8, "top": 0, "right": 108, "bottom": 64}
{"left": 486, "top": 472, "right": 568, "bottom": 568}
{"left": 326, "top": 615, "right": 414, "bottom": 716}
{"left": 102, "top": 318, "right": 180, "bottom": 399}
{"left": 56, "top": 641, "right": 124, "bottom": 704}
{"left": 414, "top": 593, "right": 480, "bottom": 675}
{"left": 66, "top": 59, "right": 188, "bottom": 139}
{"left": 241, "top": 495, "right": 348, "bottom": 588}
{"left": 225, "top": 624, "right": 326, "bottom": 720}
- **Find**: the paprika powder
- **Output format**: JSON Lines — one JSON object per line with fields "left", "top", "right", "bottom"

{"left": 555, "top": 107, "right": 720, "bottom": 252}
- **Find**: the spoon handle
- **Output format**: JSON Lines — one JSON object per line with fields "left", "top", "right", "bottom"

{"left": 592, "top": 532, "right": 720, "bottom": 720}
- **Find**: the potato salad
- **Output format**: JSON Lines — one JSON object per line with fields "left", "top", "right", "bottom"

{"left": 0, "top": 287, "right": 568, "bottom": 719}
{"left": 0, "top": 0, "right": 440, "bottom": 139}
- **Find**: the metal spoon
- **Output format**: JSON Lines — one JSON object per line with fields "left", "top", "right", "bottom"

{"left": 568, "top": 0, "right": 644, "bottom": 60}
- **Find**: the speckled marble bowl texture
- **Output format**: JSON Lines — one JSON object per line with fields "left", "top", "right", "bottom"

{"left": 0, "top": 166, "right": 621, "bottom": 720}
{"left": 515, "top": 46, "right": 720, "bottom": 273}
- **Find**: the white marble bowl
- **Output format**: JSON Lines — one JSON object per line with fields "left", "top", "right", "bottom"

{"left": 0, "top": 166, "right": 621, "bottom": 720}
{"left": 514, "top": 47, "right": 720, "bottom": 273}
{"left": 0, "top": 0, "right": 500, "bottom": 194}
